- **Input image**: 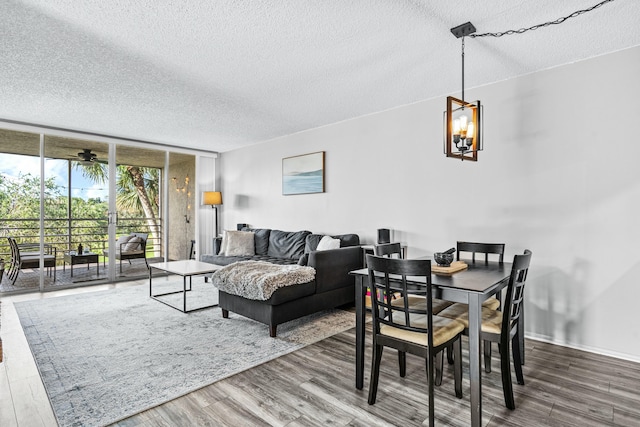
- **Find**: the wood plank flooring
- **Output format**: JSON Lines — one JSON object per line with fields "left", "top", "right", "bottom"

{"left": 2, "top": 285, "right": 640, "bottom": 426}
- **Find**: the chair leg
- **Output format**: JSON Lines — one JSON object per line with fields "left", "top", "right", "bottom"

{"left": 398, "top": 350, "right": 406, "bottom": 377}
{"left": 10, "top": 260, "right": 19, "bottom": 286}
{"left": 446, "top": 343, "right": 454, "bottom": 365}
{"left": 454, "top": 337, "right": 463, "bottom": 398}
{"left": 512, "top": 333, "right": 525, "bottom": 385}
{"left": 427, "top": 349, "right": 435, "bottom": 427}
{"left": 368, "top": 344, "right": 384, "bottom": 405}
{"left": 10, "top": 270, "right": 18, "bottom": 286}
{"left": 500, "top": 337, "right": 516, "bottom": 410}
{"left": 484, "top": 340, "right": 492, "bottom": 373}
{"left": 434, "top": 351, "right": 443, "bottom": 386}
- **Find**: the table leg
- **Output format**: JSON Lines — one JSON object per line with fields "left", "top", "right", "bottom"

{"left": 468, "top": 293, "right": 482, "bottom": 427}
{"left": 183, "top": 275, "right": 187, "bottom": 313}
{"left": 71, "top": 263, "right": 74, "bottom": 277}
{"left": 355, "top": 275, "right": 366, "bottom": 390}
{"left": 149, "top": 266, "right": 153, "bottom": 296}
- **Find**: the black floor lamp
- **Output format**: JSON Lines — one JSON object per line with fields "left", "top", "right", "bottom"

{"left": 202, "top": 191, "right": 223, "bottom": 237}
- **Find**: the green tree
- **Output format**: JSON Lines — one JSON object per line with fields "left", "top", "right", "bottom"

{"left": 73, "top": 162, "right": 160, "bottom": 241}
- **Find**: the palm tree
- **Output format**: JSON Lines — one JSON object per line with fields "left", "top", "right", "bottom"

{"left": 74, "top": 162, "right": 160, "bottom": 248}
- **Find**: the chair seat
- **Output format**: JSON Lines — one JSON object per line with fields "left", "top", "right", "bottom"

{"left": 19, "top": 254, "right": 56, "bottom": 266}
{"left": 437, "top": 304, "right": 503, "bottom": 334}
{"left": 392, "top": 295, "right": 454, "bottom": 314}
{"left": 443, "top": 297, "right": 500, "bottom": 313}
{"left": 483, "top": 298, "right": 501, "bottom": 310}
{"left": 103, "top": 249, "right": 144, "bottom": 257}
{"left": 381, "top": 314, "right": 465, "bottom": 347}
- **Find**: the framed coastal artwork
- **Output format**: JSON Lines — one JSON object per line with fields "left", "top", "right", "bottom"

{"left": 282, "top": 151, "right": 325, "bottom": 195}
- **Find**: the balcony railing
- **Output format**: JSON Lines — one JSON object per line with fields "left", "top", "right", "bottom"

{"left": 0, "top": 217, "right": 163, "bottom": 266}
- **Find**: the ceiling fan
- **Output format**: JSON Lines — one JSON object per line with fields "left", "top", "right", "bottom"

{"left": 76, "top": 149, "right": 99, "bottom": 164}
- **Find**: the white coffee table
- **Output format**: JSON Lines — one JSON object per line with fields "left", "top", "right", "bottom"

{"left": 149, "top": 260, "right": 222, "bottom": 313}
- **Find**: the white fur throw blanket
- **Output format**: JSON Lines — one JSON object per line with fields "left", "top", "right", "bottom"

{"left": 211, "top": 261, "right": 316, "bottom": 301}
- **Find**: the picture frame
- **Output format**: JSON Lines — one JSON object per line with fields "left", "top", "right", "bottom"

{"left": 282, "top": 151, "right": 325, "bottom": 195}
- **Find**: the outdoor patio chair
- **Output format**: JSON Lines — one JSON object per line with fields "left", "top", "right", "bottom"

{"left": 5, "top": 237, "right": 57, "bottom": 286}
{"left": 103, "top": 232, "right": 149, "bottom": 273}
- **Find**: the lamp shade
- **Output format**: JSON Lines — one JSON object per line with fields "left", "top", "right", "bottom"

{"left": 202, "top": 191, "right": 223, "bottom": 206}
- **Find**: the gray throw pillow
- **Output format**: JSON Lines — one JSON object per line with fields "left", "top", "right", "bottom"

{"left": 224, "top": 231, "right": 256, "bottom": 256}
{"left": 245, "top": 228, "right": 271, "bottom": 255}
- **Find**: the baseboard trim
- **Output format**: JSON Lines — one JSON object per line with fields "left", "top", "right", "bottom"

{"left": 525, "top": 332, "right": 640, "bottom": 364}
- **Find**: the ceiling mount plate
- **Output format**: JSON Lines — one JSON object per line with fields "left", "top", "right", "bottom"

{"left": 451, "top": 22, "right": 476, "bottom": 38}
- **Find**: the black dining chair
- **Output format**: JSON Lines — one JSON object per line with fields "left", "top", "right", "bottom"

{"left": 441, "top": 241, "right": 506, "bottom": 372}
{"left": 366, "top": 254, "right": 464, "bottom": 426}
{"left": 372, "top": 243, "right": 454, "bottom": 379}
{"left": 439, "top": 249, "right": 532, "bottom": 409}
{"left": 456, "top": 241, "right": 505, "bottom": 311}
{"left": 373, "top": 242, "right": 402, "bottom": 259}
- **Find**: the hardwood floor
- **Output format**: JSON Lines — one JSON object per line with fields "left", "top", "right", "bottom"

{"left": 2, "top": 285, "right": 640, "bottom": 426}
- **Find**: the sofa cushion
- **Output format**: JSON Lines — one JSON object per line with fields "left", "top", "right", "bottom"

{"left": 304, "top": 234, "right": 323, "bottom": 253}
{"left": 267, "top": 279, "right": 316, "bottom": 305}
{"left": 202, "top": 254, "right": 300, "bottom": 266}
{"left": 202, "top": 254, "right": 253, "bottom": 266}
{"left": 224, "top": 231, "right": 255, "bottom": 256}
{"left": 305, "top": 233, "right": 360, "bottom": 252}
{"left": 267, "top": 230, "right": 311, "bottom": 259}
{"left": 334, "top": 233, "right": 360, "bottom": 247}
{"left": 298, "top": 253, "right": 309, "bottom": 266}
{"left": 244, "top": 228, "right": 271, "bottom": 255}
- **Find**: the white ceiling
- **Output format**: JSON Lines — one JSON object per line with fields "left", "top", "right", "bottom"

{"left": 2, "top": 0, "right": 639, "bottom": 153}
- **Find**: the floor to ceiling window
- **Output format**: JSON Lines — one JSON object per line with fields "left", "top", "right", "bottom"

{"left": 0, "top": 129, "right": 42, "bottom": 292}
{"left": 0, "top": 126, "right": 202, "bottom": 294}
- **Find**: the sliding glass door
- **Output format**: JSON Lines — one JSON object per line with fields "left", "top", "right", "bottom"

{"left": 0, "top": 125, "right": 206, "bottom": 295}
{"left": 112, "top": 145, "right": 165, "bottom": 279}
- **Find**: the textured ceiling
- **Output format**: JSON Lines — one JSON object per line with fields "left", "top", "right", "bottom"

{"left": 2, "top": 0, "right": 639, "bottom": 153}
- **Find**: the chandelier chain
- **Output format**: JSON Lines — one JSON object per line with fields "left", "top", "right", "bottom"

{"left": 470, "top": 0, "right": 615, "bottom": 38}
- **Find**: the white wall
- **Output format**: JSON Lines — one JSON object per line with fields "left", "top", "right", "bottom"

{"left": 218, "top": 45, "right": 640, "bottom": 361}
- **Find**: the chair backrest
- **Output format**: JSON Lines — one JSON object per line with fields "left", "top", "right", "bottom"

{"left": 456, "top": 241, "right": 505, "bottom": 265}
{"left": 373, "top": 243, "right": 403, "bottom": 259}
{"left": 7, "top": 237, "right": 18, "bottom": 262}
{"left": 366, "top": 254, "right": 434, "bottom": 348}
{"left": 131, "top": 232, "right": 148, "bottom": 251}
{"left": 502, "top": 250, "right": 532, "bottom": 336}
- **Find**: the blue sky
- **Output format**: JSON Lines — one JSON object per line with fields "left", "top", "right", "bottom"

{"left": 0, "top": 153, "right": 109, "bottom": 201}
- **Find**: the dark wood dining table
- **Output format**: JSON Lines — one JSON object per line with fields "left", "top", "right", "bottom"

{"left": 350, "top": 260, "right": 513, "bottom": 427}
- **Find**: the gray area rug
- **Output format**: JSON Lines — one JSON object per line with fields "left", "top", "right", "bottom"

{"left": 15, "top": 279, "right": 356, "bottom": 427}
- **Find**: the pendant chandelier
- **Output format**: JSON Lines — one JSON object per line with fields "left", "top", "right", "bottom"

{"left": 444, "top": 22, "right": 483, "bottom": 162}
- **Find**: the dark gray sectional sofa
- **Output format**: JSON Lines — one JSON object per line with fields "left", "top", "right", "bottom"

{"left": 201, "top": 228, "right": 362, "bottom": 337}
